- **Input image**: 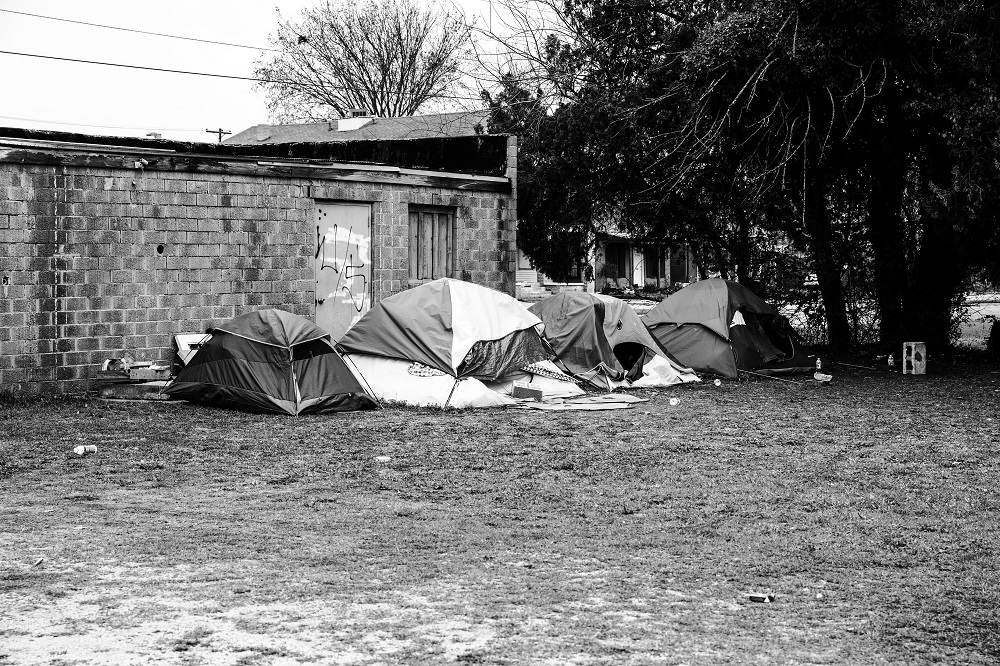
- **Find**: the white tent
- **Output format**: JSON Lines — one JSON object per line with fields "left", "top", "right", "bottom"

{"left": 338, "top": 279, "right": 581, "bottom": 408}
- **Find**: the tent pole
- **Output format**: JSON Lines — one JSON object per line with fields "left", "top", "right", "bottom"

{"left": 342, "top": 354, "right": 384, "bottom": 408}
{"left": 444, "top": 378, "right": 460, "bottom": 408}
{"left": 828, "top": 360, "right": 878, "bottom": 371}
{"left": 739, "top": 369, "right": 808, "bottom": 385}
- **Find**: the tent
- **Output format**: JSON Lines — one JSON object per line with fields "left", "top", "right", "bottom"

{"left": 529, "top": 291, "right": 699, "bottom": 389}
{"left": 644, "top": 279, "right": 820, "bottom": 379}
{"left": 164, "top": 309, "right": 379, "bottom": 415}
{"left": 337, "top": 278, "right": 582, "bottom": 407}
{"left": 595, "top": 294, "right": 700, "bottom": 387}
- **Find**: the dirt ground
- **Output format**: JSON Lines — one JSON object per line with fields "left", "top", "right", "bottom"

{"left": 1, "top": 360, "right": 999, "bottom": 665}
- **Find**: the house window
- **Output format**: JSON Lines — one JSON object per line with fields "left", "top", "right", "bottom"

{"left": 643, "top": 247, "right": 659, "bottom": 279}
{"left": 605, "top": 243, "right": 630, "bottom": 281}
{"left": 408, "top": 206, "right": 454, "bottom": 280}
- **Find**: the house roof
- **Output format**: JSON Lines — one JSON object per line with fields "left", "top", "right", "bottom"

{"left": 225, "top": 110, "right": 490, "bottom": 145}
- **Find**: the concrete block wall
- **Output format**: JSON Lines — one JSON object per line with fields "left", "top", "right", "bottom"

{"left": 0, "top": 161, "right": 515, "bottom": 395}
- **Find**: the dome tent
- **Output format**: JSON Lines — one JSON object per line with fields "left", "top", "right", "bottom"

{"left": 337, "top": 278, "right": 579, "bottom": 407}
{"left": 164, "top": 309, "right": 379, "bottom": 415}
{"left": 529, "top": 291, "right": 698, "bottom": 389}
{"left": 595, "top": 293, "right": 700, "bottom": 387}
{"left": 644, "top": 279, "right": 820, "bottom": 379}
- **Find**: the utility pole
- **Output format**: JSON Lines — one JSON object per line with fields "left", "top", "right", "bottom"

{"left": 206, "top": 128, "right": 231, "bottom": 143}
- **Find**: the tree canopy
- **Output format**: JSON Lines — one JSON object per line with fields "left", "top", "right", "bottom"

{"left": 484, "top": 0, "right": 1000, "bottom": 352}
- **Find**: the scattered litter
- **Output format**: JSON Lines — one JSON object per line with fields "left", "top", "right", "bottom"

{"left": 32, "top": 558, "right": 44, "bottom": 567}
{"left": 374, "top": 455, "right": 391, "bottom": 463}
{"left": 511, "top": 380, "right": 544, "bottom": 402}
{"left": 517, "top": 394, "right": 647, "bottom": 411}
{"left": 813, "top": 371, "right": 833, "bottom": 383}
{"left": 713, "top": 379, "right": 722, "bottom": 386}
{"left": 97, "top": 358, "right": 171, "bottom": 381}
{"left": 903, "top": 341, "right": 926, "bottom": 375}
{"left": 519, "top": 401, "right": 632, "bottom": 411}
{"left": 669, "top": 398, "right": 680, "bottom": 406}
{"left": 748, "top": 593, "right": 775, "bottom": 603}
{"left": 98, "top": 381, "right": 171, "bottom": 401}
{"left": 568, "top": 394, "right": 647, "bottom": 404}
{"left": 816, "top": 593, "right": 825, "bottom": 600}
{"left": 72, "top": 445, "right": 97, "bottom": 456}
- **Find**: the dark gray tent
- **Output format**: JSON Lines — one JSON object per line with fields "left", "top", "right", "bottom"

{"left": 530, "top": 292, "right": 699, "bottom": 388}
{"left": 644, "top": 279, "right": 819, "bottom": 379}
{"left": 529, "top": 292, "right": 622, "bottom": 388}
{"left": 165, "top": 309, "right": 378, "bottom": 415}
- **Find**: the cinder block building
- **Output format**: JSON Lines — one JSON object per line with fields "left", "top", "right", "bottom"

{"left": 0, "top": 127, "right": 517, "bottom": 395}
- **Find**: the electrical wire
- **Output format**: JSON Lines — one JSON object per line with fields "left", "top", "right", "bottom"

{"left": 0, "top": 7, "right": 280, "bottom": 52}
{"left": 0, "top": 49, "right": 262, "bottom": 82}
{"left": 0, "top": 49, "right": 495, "bottom": 102}
{"left": 0, "top": 114, "right": 202, "bottom": 132}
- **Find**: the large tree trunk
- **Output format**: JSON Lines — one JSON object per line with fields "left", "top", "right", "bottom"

{"left": 866, "top": 143, "right": 908, "bottom": 352}
{"left": 734, "top": 207, "right": 759, "bottom": 294}
{"left": 863, "top": 65, "right": 909, "bottom": 352}
{"left": 907, "top": 203, "right": 964, "bottom": 352}
{"left": 802, "top": 172, "right": 852, "bottom": 351}
{"left": 903, "top": 135, "right": 967, "bottom": 352}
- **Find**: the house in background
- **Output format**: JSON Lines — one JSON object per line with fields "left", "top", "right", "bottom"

{"left": 516, "top": 235, "right": 701, "bottom": 301}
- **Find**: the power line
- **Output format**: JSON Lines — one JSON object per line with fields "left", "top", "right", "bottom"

{"left": 0, "top": 49, "right": 262, "bottom": 82}
{"left": 0, "top": 114, "right": 202, "bottom": 133}
{"left": 0, "top": 7, "right": 280, "bottom": 52}
{"left": 0, "top": 49, "right": 492, "bottom": 102}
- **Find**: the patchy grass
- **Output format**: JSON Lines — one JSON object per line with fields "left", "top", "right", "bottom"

{"left": 1, "top": 361, "right": 999, "bottom": 665}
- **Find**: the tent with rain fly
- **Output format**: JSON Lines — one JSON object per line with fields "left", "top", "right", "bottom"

{"left": 164, "top": 309, "right": 379, "bottom": 415}
{"left": 337, "top": 278, "right": 583, "bottom": 407}
{"left": 529, "top": 292, "right": 699, "bottom": 389}
{"left": 644, "top": 279, "right": 820, "bottom": 379}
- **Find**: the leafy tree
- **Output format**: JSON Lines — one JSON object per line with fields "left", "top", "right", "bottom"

{"left": 483, "top": 1, "right": 1000, "bottom": 351}
{"left": 255, "top": 0, "right": 472, "bottom": 121}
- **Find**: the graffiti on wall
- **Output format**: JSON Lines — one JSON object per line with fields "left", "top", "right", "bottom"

{"left": 314, "top": 203, "right": 372, "bottom": 339}
{"left": 316, "top": 223, "right": 370, "bottom": 312}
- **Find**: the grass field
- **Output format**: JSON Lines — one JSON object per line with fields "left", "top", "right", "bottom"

{"left": 1, "top": 360, "right": 999, "bottom": 665}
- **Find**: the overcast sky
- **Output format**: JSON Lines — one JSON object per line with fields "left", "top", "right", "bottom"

{"left": 0, "top": 0, "right": 492, "bottom": 144}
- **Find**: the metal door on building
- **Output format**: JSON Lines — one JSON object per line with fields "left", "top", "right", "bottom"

{"left": 314, "top": 202, "right": 372, "bottom": 341}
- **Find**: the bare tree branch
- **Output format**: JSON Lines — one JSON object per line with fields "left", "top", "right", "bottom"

{"left": 254, "top": 0, "right": 472, "bottom": 122}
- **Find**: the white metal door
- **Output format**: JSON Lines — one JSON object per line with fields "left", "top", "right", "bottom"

{"left": 314, "top": 202, "right": 372, "bottom": 340}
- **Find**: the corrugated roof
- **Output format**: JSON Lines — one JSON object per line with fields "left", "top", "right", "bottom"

{"left": 225, "top": 110, "right": 491, "bottom": 145}
{"left": 0, "top": 126, "right": 512, "bottom": 178}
